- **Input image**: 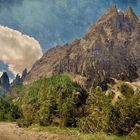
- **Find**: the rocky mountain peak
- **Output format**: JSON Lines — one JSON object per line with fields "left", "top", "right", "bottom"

{"left": 25, "top": 6, "right": 140, "bottom": 88}
{"left": 0, "top": 72, "right": 10, "bottom": 91}
{"left": 12, "top": 74, "right": 22, "bottom": 85}
{"left": 12, "top": 68, "right": 28, "bottom": 85}
{"left": 103, "top": 4, "right": 118, "bottom": 16}
{"left": 108, "top": 4, "right": 118, "bottom": 14}
{"left": 21, "top": 68, "right": 28, "bottom": 80}
{"left": 97, "top": 5, "right": 118, "bottom": 24}
{"left": 86, "top": 5, "right": 139, "bottom": 40}
{"left": 124, "top": 6, "right": 139, "bottom": 22}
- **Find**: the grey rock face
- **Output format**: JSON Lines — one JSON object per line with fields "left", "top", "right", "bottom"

{"left": 21, "top": 68, "right": 28, "bottom": 81}
{"left": 12, "top": 68, "right": 28, "bottom": 85}
{"left": 25, "top": 6, "right": 140, "bottom": 88}
{"left": 0, "top": 72, "right": 10, "bottom": 92}
{"left": 12, "top": 74, "right": 22, "bottom": 85}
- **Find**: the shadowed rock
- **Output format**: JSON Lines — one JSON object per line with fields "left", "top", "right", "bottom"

{"left": 12, "top": 68, "right": 28, "bottom": 85}
{"left": 0, "top": 72, "right": 10, "bottom": 92}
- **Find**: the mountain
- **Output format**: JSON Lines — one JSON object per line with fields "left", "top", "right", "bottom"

{"left": 12, "top": 68, "right": 28, "bottom": 85}
{"left": 0, "top": 72, "right": 10, "bottom": 94}
{"left": 21, "top": 68, "right": 28, "bottom": 81}
{"left": 25, "top": 5, "right": 140, "bottom": 88}
{"left": 12, "top": 74, "right": 22, "bottom": 85}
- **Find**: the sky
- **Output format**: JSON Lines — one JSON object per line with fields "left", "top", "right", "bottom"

{"left": 0, "top": 0, "right": 140, "bottom": 79}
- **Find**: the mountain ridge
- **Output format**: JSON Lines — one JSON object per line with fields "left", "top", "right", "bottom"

{"left": 25, "top": 5, "right": 140, "bottom": 88}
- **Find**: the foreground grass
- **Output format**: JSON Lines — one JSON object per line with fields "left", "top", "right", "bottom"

{"left": 25, "top": 125, "right": 140, "bottom": 140}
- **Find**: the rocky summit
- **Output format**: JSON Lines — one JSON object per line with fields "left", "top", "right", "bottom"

{"left": 25, "top": 5, "right": 140, "bottom": 88}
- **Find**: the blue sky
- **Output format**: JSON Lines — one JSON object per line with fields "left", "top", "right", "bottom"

{"left": 0, "top": 0, "right": 139, "bottom": 78}
{"left": 0, "top": 0, "right": 139, "bottom": 52}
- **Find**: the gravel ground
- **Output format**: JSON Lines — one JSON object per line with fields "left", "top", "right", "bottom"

{"left": 0, "top": 122, "right": 78, "bottom": 140}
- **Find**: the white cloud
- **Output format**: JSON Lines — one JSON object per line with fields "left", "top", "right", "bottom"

{"left": 0, "top": 26, "right": 43, "bottom": 76}
{"left": 0, "top": 71, "right": 3, "bottom": 77}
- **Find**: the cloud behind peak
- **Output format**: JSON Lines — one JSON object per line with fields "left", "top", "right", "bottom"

{"left": 0, "top": 26, "right": 43, "bottom": 77}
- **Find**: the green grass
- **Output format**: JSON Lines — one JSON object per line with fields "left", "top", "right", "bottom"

{"left": 25, "top": 125, "right": 140, "bottom": 140}
{"left": 80, "top": 132, "right": 138, "bottom": 140}
{"left": 26, "top": 124, "right": 80, "bottom": 137}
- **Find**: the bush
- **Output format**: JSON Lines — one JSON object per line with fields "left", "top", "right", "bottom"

{"left": 0, "top": 97, "right": 21, "bottom": 121}
{"left": 108, "top": 94, "right": 140, "bottom": 134}
{"left": 119, "top": 83, "right": 134, "bottom": 97}
{"left": 78, "top": 88, "right": 111, "bottom": 133}
{"left": 78, "top": 87, "right": 140, "bottom": 136}
{"left": 17, "top": 119, "right": 32, "bottom": 127}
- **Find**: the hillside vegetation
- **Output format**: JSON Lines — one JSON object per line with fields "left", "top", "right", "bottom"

{"left": 1, "top": 74, "right": 140, "bottom": 139}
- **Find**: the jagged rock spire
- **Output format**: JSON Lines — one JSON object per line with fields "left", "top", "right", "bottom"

{"left": 97, "top": 4, "right": 118, "bottom": 23}
{"left": 108, "top": 4, "right": 118, "bottom": 14}
{"left": 124, "top": 6, "right": 139, "bottom": 22}
{"left": 12, "top": 68, "right": 28, "bottom": 86}
{"left": 0, "top": 72, "right": 10, "bottom": 91}
{"left": 21, "top": 68, "right": 28, "bottom": 80}
{"left": 12, "top": 74, "right": 22, "bottom": 85}
{"left": 103, "top": 4, "right": 118, "bottom": 16}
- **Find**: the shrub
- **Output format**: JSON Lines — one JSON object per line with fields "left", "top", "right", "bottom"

{"left": 78, "top": 88, "right": 111, "bottom": 133}
{"left": 119, "top": 83, "right": 134, "bottom": 97}
{"left": 0, "top": 97, "right": 21, "bottom": 121}
{"left": 108, "top": 94, "right": 140, "bottom": 134}
{"left": 17, "top": 119, "right": 32, "bottom": 127}
{"left": 78, "top": 86, "right": 140, "bottom": 135}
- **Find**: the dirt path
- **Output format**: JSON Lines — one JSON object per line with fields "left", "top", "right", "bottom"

{"left": 0, "top": 122, "right": 77, "bottom": 140}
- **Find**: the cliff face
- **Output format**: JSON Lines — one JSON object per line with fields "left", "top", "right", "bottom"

{"left": 25, "top": 5, "right": 140, "bottom": 88}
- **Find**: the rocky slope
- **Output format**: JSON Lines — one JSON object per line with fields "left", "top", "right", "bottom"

{"left": 25, "top": 5, "right": 140, "bottom": 88}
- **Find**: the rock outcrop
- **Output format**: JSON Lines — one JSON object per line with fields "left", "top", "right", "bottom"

{"left": 25, "top": 5, "right": 140, "bottom": 88}
{"left": 12, "top": 74, "right": 22, "bottom": 85}
{"left": 0, "top": 72, "right": 10, "bottom": 94}
{"left": 12, "top": 68, "right": 28, "bottom": 85}
{"left": 21, "top": 68, "right": 28, "bottom": 81}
